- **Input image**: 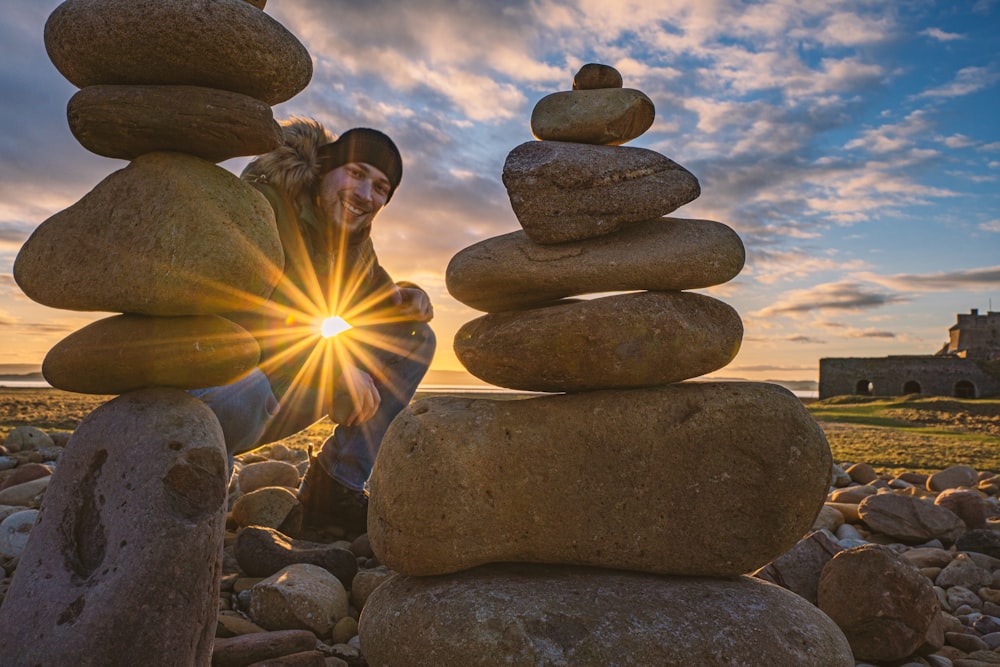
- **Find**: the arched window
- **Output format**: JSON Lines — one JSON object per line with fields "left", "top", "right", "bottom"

{"left": 855, "top": 379, "right": 873, "bottom": 396}
{"left": 903, "top": 380, "right": 922, "bottom": 395}
{"left": 954, "top": 380, "right": 976, "bottom": 399}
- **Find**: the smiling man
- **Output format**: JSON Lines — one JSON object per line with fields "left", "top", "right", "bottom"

{"left": 192, "top": 118, "right": 435, "bottom": 537}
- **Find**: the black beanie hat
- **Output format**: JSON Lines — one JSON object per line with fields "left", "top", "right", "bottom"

{"left": 317, "top": 128, "right": 403, "bottom": 201}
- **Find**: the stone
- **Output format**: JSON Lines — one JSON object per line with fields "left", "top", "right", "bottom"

{"left": 349, "top": 566, "right": 394, "bottom": 610}
{"left": 572, "top": 63, "right": 623, "bottom": 90}
{"left": 0, "top": 389, "right": 228, "bottom": 665}
{"left": 238, "top": 460, "right": 302, "bottom": 494}
{"left": 0, "top": 476, "right": 49, "bottom": 507}
{"left": 830, "top": 462, "right": 852, "bottom": 487}
{"left": 44, "top": 0, "right": 311, "bottom": 105}
{"left": 217, "top": 611, "right": 267, "bottom": 637}
{"left": 43, "top": 314, "right": 260, "bottom": 395}
{"left": 14, "top": 151, "right": 283, "bottom": 316}
{"left": 234, "top": 526, "right": 357, "bottom": 587}
{"left": 0, "top": 462, "right": 51, "bottom": 491}
{"left": 368, "top": 382, "right": 831, "bottom": 577}
{"left": 332, "top": 616, "right": 359, "bottom": 645}
{"left": 454, "top": 291, "right": 742, "bottom": 392}
{"left": 813, "top": 504, "right": 846, "bottom": 532}
{"left": 68, "top": 84, "right": 283, "bottom": 162}
{"left": 847, "top": 462, "right": 879, "bottom": 484}
{"left": 956, "top": 529, "right": 1000, "bottom": 559}
{"left": 248, "top": 563, "right": 349, "bottom": 635}
{"left": 359, "top": 564, "right": 853, "bottom": 666}
{"left": 531, "top": 88, "right": 655, "bottom": 145}
{"left": 245, "top": 650, "right": 326, "bottom": 665}
{"left": 212, "top": 629, "right": 317, "bottom": 667}
{"left": 859, "top": 493, "right": 966, "bottom": 545}
{"left": 936, "top": 488, "right": 989, "bottom": 529}
{"left": 502, "top": 141, "right": 700, "bottom": 244}
{"left": 0, "top": 509, "right": 38, "bottom": 563}
{"left": 903, "top": 547, "right": 955, "bottom": 569}
{"left": 2, "top": 426, "right": 54, "bottom": 452}
{"left": 445, "top": 217, "right": 745, "bottom": 312}
{"left": 936, "top": 554, "right": 994, "bottom": 589}
{"left": 828, "top": 484, "right": 878, "bottom": 504}
{"left": 753, "top": 529, "right": 844, "bottom": 605}
{"left": 231, "top": 487, "right": 300, "bottom": 530}
{"left": 929, "top": 466, "right": 980, "bottom": 492}
{"left": 818, "top": 544, "right": 941, "bottom": 662}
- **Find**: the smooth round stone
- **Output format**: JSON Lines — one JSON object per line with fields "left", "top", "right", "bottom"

{"left": 503, "top": 141, "right": 700, "bottom": 244}
{"left": 248, "top": 563, "right": 348, "bottom": 635}
{"left": 14, "top": 151, "right": 283, "bottom": 316}
{"left": 43, "top": 314, "right": 260, "bottom": 395}
{"left": 44, "top": 0, "right": 311, "bottom": 105}
{"left": 446, "top": 217, "right": 745, "bottom": 312}
{"left": 237, "top": 460, "right": 302, "bottom": 494}
{"left": 369, "top": 382, "right": 831, "bottom": 577}
{"left": 858, "top": 493, "right": 965, "bottom": 545}
{"left": 573, "top": 63, "right": 623, "bottom": 90}
{"left": 531, "top": 88, "right": 654, "bottom": 145}
{"left": 454, "top": 291, "right": 742, "bottom": 392}
{"left": 68, "top": 85, "right": 283, "bottom": 162}
{"left": 0, "top": 509, "right": 39, "bottom": 563}
{"left": 359, "top": 564, "right": 853, "bottom": 666}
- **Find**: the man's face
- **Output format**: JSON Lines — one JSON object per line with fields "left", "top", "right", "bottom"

{"left": 318, "top": 162, "right": 391, "bottom": 233}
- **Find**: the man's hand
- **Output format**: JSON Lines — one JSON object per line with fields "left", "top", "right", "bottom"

{"left": 394, "top": 285, "right": 434, "bottom": 322}
{"left": 330, "top": 365, "right": 380, "bottom": 426}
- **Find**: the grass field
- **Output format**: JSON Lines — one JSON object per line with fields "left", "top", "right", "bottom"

{"left": 2, "top": 388, "right": 998, "bottom": 475}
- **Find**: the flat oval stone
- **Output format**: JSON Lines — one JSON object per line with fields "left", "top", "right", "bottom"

{"left": 446, "top": 217, "right": 745, "bottom": 312}
{"left": 14, "top": 152, "right": 283, "bottom": 316}
{"left": 368, "top": 382, "right": 831, "bottom": 577}
{"left": 43, "top": 314, "right": 260, "bottom": 394}
{"left": 454, "top": 291, "right": 742, "bottom": 392}
{"left": 573, "top": 63, "right": 623, "bottom": 90}
{"left": 503, "top": 141, "right": 700, "bottom": 244}
{"left": 531, "top": 88, "right": 655, "bottom": 145}
{"left": 359, "top": 565, "right": 853, "bottom": 666}
{"left": 68, "top": 85, "right": 283, "bottom": 162}
{"left": 44, "top": 0, "right": 311, "bottom": 105}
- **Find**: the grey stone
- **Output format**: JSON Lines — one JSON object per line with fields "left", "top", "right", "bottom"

{"left": 502, "top": 140, "right": 700, "bottom": 244}
{"left": 234, "top": 526, "right": 357, "bottom": 587}
{"left": 859, "top": 493, "right": 966, "bottom": 545}
{"left": 238, "top": 460, "right": 302, "bottom": 494}
{"left": 212, "top": 629, "right": 317, "bottom": 667}
{"left": 927, "top": 465, "right": 980, "bottom": 492}
{"left": 454, "top": 291, "right": 743, "bottom": 392}
{"left": 2, "top": 426, "right": 53, "bottom": 452}
{"left": 43, "top": 314, "right": 260, "bottom": 394}
{"left": 0, "top": 389, "right": 228, "bottom": 666}
{"left": 359, "top": 564, "right": 854, "bottom": 666}
{"left": 248, "top": 563, "right": 348, "bottom": 635}
{"left": 572, "top": 63, "right": 623, "bottom": 90}
{"left": 446, "top": 217, "right": 745, "bottom": 312}
{"left": 68, "top": 84, "right": 283, "bottom": 162}
{"left": 14, "top": 151, "right": 283, "bottom": 316}
{"left": 753, "top": 529, "right": 844, "bottom": 605}
{"left": 0, "top": 509, "right": 38, "bottom": 563}
{"left": 44, "top": 0, "right": 311, "bottom": 105}
{"left": 369, "top": 382, "right": 831, "bottom": 577}
{"left": 530, "top": 88, "right": 655, "bottom": 145}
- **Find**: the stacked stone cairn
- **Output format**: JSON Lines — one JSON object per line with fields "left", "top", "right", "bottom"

{"left": 0, "top": 1, "right": 309, "bottom": 664}
{"left": 360, "top": 64, "right": 855, "bottom": 665}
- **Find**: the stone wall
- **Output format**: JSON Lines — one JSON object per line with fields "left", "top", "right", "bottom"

{"left": 818, "top": 356, "right": 1000, "bottom": 399}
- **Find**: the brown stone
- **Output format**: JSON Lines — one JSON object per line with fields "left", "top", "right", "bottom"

{"left": 0, "top": 463, "right": 51, "bottom": 492}
{"left": 454, "top": 291, "right": 742, "bottom": 392}
{"left": 14, "top": 151, "right": 283, "bottom": 315}
{"left": 212, "top": 629, "right": 317, "bottom": 667}
{"left": 68, "top": 85, "right": 283, "bottom": 162}
{"left": 846, "top": 462, "right": 878, "bottom": 484}
{"left": 44, "top": 0, "right": 311, "bottom": 105}
{"left": 753, "top": 530, "right": 844, "bottom": 605}
{"left": 502, "top": 141, "right": 700, "bottom": 244}
{"left": 446, "top": 217, "right": 745, "bottom": 312}
{"left": 531, "top": 88, "right": 655, "bottom": 145}
{"left": 928, "top": 465, "right": 980, "bottom": 492}
{"left": 935, "top": 488, "right": 988, "bottom": 529}
{"left": 359, "top": 564, "right": 853, "bottom": 666}
{"left": 573, "top": 63, "right": 623, "bottom": 90}
{"left": 369, "top": 382, "right": 831, "bottom": 577}
{"left": 858, "top": 493, "right": 966, "bottom": 545}
{"left": 0, "top": 389, "right": 228, "bottom": 665}
{"left": 43, "top": 314, "right": 260, "bottom": 394}
{"left": 818, "top": 544, "right": 941, "bottom": 662}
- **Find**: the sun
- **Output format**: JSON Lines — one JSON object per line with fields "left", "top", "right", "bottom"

{"left": 321, "top": 315, "right": 353, "bottom": 338}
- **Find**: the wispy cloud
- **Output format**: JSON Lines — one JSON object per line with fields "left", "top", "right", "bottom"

{"left": 859, "top": 266, "right": 1000, "bottom": 291}
{"left": 980, "top": 220, "right": 1000, "bottom": 232}
{"left": 753, "top": 282, "right": 908, "bottom": 317}
{"left": 914, "top": 66, "right": 1000, "bottom": 99}
{"left": 920, "top": 27, "right": 965, "bottom": 42}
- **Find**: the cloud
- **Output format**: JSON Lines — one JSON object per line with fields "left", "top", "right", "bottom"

{"left": 980, "top": 220, "right": 1000, "bottom": 232}
{"left": 914, "top": 66, "right": 1000, "bottom": 99}
{"left": 858, "top": 266, "right": 1000, "bottom": 291}
{"left": 920, "top": 27, "right": 965, "bottom": 42}
{"left": 753, "top": 281, "right": 908, "bottom": 317}
{"left": 787, "top": 335, "right": 826, "bottom": 344}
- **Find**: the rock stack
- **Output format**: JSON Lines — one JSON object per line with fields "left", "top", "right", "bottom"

{"left": 361, "top": 64, "right": 854, "bottom": 665}
{"left": 0, "top": 1, "right": 309, "bottom": 664}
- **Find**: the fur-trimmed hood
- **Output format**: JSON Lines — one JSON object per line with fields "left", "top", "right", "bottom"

{"left": 241, "top": 116, "right": 335, "bottom": 202}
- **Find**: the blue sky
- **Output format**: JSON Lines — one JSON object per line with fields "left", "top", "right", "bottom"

{"left": 1, "top": 0, "right": 998, "bottom": 382}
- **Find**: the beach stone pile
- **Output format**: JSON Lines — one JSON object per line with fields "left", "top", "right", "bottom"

{"left": 0, "top": 1, "right": 307, "bottom": 664}
{"left": 362, "top": 64, "right": 853, "bottom": 665}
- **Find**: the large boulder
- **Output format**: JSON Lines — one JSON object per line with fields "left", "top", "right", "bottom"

{"left": 43, "top": 314, "right": 260, "bottom": 394}
{"left": 360, "top": 564, "right": 854, "bottom": 666}
{"left": 446, "top": 217, "right": 745, "bottom": 312}
{"left": 67, "top": 84, "right": 283, "bottom": 162}
{"left": 14, "top": 151, "right": 283, "bottom": 315}
{"left": 369, "top": 382, "right": 831, "bottom": 577}
{"left": 502, "top": 141, "right": 700, "bottom": 244}
{"left": 44, "top": 0, "right": 311, "bottom": 105}
{"left": 454, "top": 291, "right": 742, "bottom": 392}
{"left": 0, "top": 389, "right": 228, "bottom": 666}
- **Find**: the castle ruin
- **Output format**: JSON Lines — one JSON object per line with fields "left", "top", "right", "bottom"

{"left": 818, "top": 309, "right": 1000, "bottom": 399}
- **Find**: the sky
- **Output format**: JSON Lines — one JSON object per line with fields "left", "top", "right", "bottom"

{"left": 1, "top": 0, "right": 999, "bottom": 384}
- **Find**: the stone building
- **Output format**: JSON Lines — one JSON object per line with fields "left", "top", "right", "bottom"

{"left": 818, "top": 309, "right": 1000, "bottom": 399}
